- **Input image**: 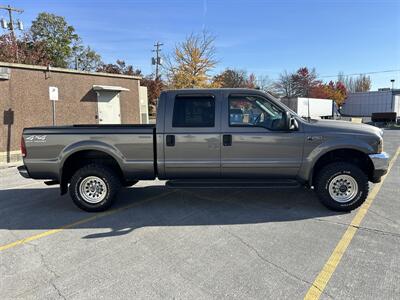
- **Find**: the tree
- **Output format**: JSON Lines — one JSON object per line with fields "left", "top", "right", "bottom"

{"left": 247, "top": 73, "right": 257, "bottom": 89}
{"left": 212, "top": 69, "right": 258, "bottom": 88}
{"left": 310, "top": 80, "right": 347, "bottom": 106}
{"left": 274, "top": 71, "right": 296, "bottom": 98}
{"left": 256, "top": 75, "right": 275, "bottom": 94}
{"left": 275, "top": 67, "right": 321, "bottom": 98}
{"left": 97, "top": 60, "right": 141, "bottom": 76}
{"left": 75, "top": 46, "right": 102, "bottom": 71}
{"left": 338, "top": 73, "right": 371, "bottom": 93}
{"left": 140, "top": 75, "right": 164, "bottom": 114}
{"left": 164, "top": 31, "right": 217, "bottom": 88}
{"left": 291, "top": 67, "right": 320, "bottom": 97}
{"left": 0, "top": 33, "right": 51, "bottom": 66}
{"left": 30, "top": 13, "right": 79, "bottom": 68}
{"left": 69, "top": 39, "right": 102, "bottom": 71}
{"left": 212, "top": 69, "right": 247, "bottom": 88}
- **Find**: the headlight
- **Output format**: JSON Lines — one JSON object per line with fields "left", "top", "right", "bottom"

{"left": 377, "top": 137, "right": 383, "bottom": 153}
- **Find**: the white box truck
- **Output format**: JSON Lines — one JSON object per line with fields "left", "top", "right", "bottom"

{"left": 280, "top": 97, "right": 335, "bottom": 119}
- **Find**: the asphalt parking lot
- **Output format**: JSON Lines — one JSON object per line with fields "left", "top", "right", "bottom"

{"left": 1, "top": 129, "right": 399, "bottom": 299}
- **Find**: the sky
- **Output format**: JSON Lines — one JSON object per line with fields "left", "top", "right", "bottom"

{"left": 2, "top": 0, "right": 400, "bottom": 90}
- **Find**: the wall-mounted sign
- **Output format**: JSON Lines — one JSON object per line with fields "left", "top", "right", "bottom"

{"left": 3, "top": 109, "right": 14, "bottom": 125}
{"left": 49, "top": 86, "right": 59, "bottom": 101}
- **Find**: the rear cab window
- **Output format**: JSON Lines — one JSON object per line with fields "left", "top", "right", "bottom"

{"left": 172, "top": 95, "right": 215, "bottom": 127}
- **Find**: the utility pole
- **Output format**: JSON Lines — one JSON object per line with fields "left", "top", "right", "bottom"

{"left": 152, "top": 41, "right": 163, "bottom": 80}
{"left": 0, "top": 5, "right": 24, "bottom": 39}
{"left": 1, "top": 5, "right": 23, "bottom": 62}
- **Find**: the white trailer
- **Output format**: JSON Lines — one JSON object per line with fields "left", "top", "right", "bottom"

{"left": 280, "top": 97, "right": 335, "bottom": 119}
{"left": 341, "top": 90, "right": 400, "bottom": 117}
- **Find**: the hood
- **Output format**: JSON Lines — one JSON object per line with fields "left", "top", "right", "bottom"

{"left": 303, "top": 119, "right": 383, "bottom": 137}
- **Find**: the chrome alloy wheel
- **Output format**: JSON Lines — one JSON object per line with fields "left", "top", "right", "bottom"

{"left": 328, "top": 174, "right": 358, "bottom": 203}
{"left": 79, "top": 176, "right": 107, "bottom": 204}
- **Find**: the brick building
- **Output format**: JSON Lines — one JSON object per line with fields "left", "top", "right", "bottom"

{"left": 0, "top": 62, "right": 147, "bottom": 164}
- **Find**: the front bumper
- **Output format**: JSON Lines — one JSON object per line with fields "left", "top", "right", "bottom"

{"left": 369, "top": 152, "right": 390, "bottom": 183}
{"left": 17, "top": 165, "right": 30, "bottom": 179}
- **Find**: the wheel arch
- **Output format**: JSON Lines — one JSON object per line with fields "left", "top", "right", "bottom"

{"left": 59, "top": 142, "right": 125, "bottom": 194}
{"left": 309, "top": 148, "right": 374, "bottom": 186}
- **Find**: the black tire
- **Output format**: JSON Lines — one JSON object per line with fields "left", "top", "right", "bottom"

{"left": 315, "top": 162, "right": 369, "bottom": 211}
{"left": 69, "top": 164, "right": 121, "bottom": 212}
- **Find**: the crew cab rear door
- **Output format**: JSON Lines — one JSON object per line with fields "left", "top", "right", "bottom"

{"left": 163, "top": 91, "right": 222, "bottom": 178}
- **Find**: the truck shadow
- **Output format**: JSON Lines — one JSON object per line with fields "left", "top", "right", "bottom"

{"left": 0, "top": 185, "right": 345, "bottom": 239}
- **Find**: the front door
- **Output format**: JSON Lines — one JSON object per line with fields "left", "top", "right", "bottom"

{"left": 221, "top": 93, "right": 304, "bottom": 178}
{"left": 163, "top": 93, "right": 221, "bottom": 179}
{"left": 97, "top": 91, "right": 121, "bottom": 124}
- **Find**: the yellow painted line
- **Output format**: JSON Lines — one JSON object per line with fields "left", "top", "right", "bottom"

{"left": 304, "top": 147, "right": 400, "bottom": 300}
{"left": 0, "top": 191, "right": 174, "bottom": 252}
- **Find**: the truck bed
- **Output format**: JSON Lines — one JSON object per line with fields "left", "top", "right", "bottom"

{"left": 24, "top": 124, "right": 155, "bottom": 134}
{"left": 23, "top": 124, "right": 156, "bottom": 181}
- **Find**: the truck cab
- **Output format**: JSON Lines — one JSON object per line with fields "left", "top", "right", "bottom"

{"left": 156, "top": 89, "right": 303, "bottom": 180}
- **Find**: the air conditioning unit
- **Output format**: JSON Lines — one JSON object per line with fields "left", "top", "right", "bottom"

{"left": 0, "top": 67, "right": 11, "bottom": 80}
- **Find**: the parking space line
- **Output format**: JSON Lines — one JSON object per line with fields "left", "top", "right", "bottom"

{"left": 304, "top": 147, "right": 400, "bottom": 300}
{"left": 0, "top": 191, "right": 174, "bottom": 252}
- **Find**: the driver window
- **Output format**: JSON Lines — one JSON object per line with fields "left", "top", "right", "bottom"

{"left": 229, "top": 95, "right": 286, "bottom": 130}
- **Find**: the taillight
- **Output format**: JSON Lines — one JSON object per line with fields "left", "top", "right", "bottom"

{"left": 21, "top": 136, "right": 27, "bottom": 158}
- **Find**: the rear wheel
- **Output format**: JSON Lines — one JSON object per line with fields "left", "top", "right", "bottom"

{"left": 69, "top": 164, "right": 121, "bottom": 212}
{"left": 315, "top": 162, "right": 369, "bottom": 211}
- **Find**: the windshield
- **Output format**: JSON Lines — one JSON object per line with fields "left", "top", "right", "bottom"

{"left": 261, "top": 91, "right": 301, "bottom": 118}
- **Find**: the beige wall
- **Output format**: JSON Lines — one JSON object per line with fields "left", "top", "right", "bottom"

{"left": 0, "top": 63, "right": 141, "bottom": 162}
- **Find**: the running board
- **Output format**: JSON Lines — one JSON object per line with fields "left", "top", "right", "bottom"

{"left": 166, "top": 179, "right": 300, "bottom": 189}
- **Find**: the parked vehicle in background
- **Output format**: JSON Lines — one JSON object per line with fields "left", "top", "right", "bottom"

{"left": 371, "top": 112, "right": 397, "bottom": 124}
{"left": 342, "top": 90, "right": 400, "bottom": 119}
{"left": 280, "top": 97, "right": 338, "bottom": 119}
{"left": 18, "top": 89, "right": 389, "bottom": 212}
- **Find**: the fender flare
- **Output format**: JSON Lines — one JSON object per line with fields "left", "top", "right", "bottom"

{"left": 299, "top": 137, "right": 374, "bottom": 185}
{"left": 58, "top": 140, "right": 125, "bottom": 194}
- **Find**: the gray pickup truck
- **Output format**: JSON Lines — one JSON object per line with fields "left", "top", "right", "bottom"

{"left": 18, "top": 89, "right": 389, "bottom": 212}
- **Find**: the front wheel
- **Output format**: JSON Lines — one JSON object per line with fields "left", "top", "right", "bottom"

{"left": 69, "top": 164, "right": 121, "bottom": 212}
{"left": 315, "top": 162, "right": 369, "bottom": 211}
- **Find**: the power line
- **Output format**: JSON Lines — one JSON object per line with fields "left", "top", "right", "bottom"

{"left": 320, "top": 69, "right": 400, "bottom": 78}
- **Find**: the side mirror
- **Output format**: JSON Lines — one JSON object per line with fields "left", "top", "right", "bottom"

{"left": 289, "top": 117, "right": 298, "bottom": 130}
{"left": 284, "top": 111, "right": 298, "bottom": 131}
{"left": 284, "top": 111, "right": 291, "bottom": 130}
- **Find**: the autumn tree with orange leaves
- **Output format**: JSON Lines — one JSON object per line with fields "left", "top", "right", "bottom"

{"left": 310, "top": 81, "right": 347, "bottom": 106}
{"left": 0, "top": 33, "right": 51, "bottom": 66}
{"left": 164, "top": 31, "right": 218, "bottom": 88}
